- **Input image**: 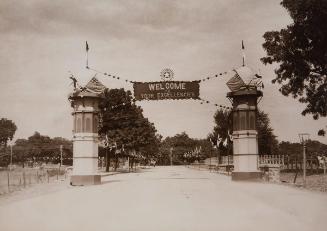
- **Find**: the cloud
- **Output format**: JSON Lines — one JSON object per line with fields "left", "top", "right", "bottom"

{"left": 0, "top": 0, "right": 284, "bottom": 40}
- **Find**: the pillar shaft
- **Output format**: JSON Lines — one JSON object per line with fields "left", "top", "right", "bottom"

{"left": 227, "top": 89, "right": 263, "bottom": 181}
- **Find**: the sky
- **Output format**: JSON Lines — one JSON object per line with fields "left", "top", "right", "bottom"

{"left": 0, "top": 0, "right": 326, "bottom": 144}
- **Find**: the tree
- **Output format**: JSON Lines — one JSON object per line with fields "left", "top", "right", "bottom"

{"left": 0, "top": 132, "right": 72, "bottom": 167}
{"left": 261, "top": 0, "right": 327, "bottom": 135}
{"left": 257, "top": 111, "right": 279, "bottom": 155}
{"left": 207, "top": 109, "right": 232, "bottom": 156}
{"left": 279, "top": 140, "right": 327, "bottom": 158}
{"left": 318, "top": 129, "right": 326, "bottom": 136}
{"left": 0, "top": 118, "right": 17, "bottom": 151}
{"left": 99, "top": 88, "right": 160, "bottom": 170}
{"left": 160, "top": 132, "right": 196, "bottom": 165}
{"left": 208, "top": 109, "right": 278, "bottom": 155}
{"left": 158, "top": 132, "right": 212, "bottom": 165}
{"left": 16, "top": 132, "right": 72, "bottom": 163}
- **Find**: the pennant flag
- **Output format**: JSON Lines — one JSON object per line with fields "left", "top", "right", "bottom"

{"left": 223, "top": 138, "right": 228, "bottom": 147}
{"left": 86, "top": 41, "right": 89, "bottom": 52}
{"left": 255, "top": 73, "right": 262, "bottom": 79}
{"left": 217, "top": 134, "right": 222, "bottom": 146}
{"left": 228, "top": 130, "right": 233, "bottom": 141}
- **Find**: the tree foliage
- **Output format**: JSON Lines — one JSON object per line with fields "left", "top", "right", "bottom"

{"left": 99, "top": 88, "right": 160, "bottom": 161}
{"left": 208, "top": 109, "right": 279, "bottom": 155}
{"left": 261, "top": 0, "right": 327, "bottom": 134}
{"left": 279, "top": 140, "right": 327, "bottom": 158}
{"left": 318, "top": 129, "right": 326, "bottom": 136}
{"left": 158, "top": 132, "right": 212, "bottom": 165}
{"left": 257, "top": 111, "right": 279, "bottom": 155}
{"left": 0, "top": 118, "right": 17, "bottom": 149}
{"left": 0, "top": 131, "right": 72, "bottom": 166}
{"left": 207, "top": 109, "right": 232, "bottom": 155}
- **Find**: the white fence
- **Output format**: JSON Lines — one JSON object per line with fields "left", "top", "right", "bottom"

{"left": 258, "top": 155, "right": 285, "bottom": 167}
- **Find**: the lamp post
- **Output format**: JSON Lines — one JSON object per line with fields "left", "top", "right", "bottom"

{"left": 105, "top": 135, "right": 109, "bottom": 172}
{"left": 60, "top": 145, "right": 63, "bottom": 167}
{"left": 299, "top": 133, "right": 310, "bottom": 187}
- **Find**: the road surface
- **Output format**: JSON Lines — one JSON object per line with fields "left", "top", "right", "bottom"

{"left": 0, "top": 166, "right": 327, "bottom": 231}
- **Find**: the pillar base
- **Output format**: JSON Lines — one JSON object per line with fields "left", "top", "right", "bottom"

{"left": 70, "top": 175, "right": 101, "bottom": 186}
{"left": 231, "top": 172, "right": 262, "bottom": 181}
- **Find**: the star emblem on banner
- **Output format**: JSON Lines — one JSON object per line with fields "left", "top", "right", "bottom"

{"left": 160, "top": 68, "right": 174, "bottom": 81}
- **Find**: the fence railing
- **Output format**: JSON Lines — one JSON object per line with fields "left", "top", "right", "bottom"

{"left": 0, "top": 165, "right": 69, "bottom": 195}
{"left": 203, "top": 154, "right": 326, "bottom": 174}
{"left": 219, "top": 156, "right": 234, "bottom": 166}
{"left": 258, "top": 155, "right": 285, "bottom": 167}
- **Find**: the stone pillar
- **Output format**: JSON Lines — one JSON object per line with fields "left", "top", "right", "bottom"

{"left": 268, "top": 167, "right": 280, "bottom": 183}
{"left": 68, "top": 77, "right": 105, "bottom": 185}
{"left": 227, "top": 88, "right": 262, "bottom": 180}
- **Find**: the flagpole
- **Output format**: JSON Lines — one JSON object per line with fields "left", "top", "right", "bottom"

{"left": 242, "top": 40, "right": 245, "bottom": 66}
{"left": 86, "top": 51, "right": 88, "bottom": 68}
{"left": 86, "top": 41, "right": 89, "bottom": 69}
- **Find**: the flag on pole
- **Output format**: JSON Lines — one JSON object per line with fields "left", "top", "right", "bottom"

{"left": 86, "top": 41, "right": 89, "bottom": 52}
{"left": 226, "top": 70, "right": 245, "bottom": 92}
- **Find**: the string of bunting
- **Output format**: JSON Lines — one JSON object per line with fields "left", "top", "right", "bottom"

{"left": 88, "top": 65, "right": 231, "bottom": 84}
{"left": 87, "top": 66, "right": 135, "bottom": 84}
{"left": 199, "top": 71, "right": 230, "bottom": 82}
{"left": 85, "top": 42, "right": 232, "bottom": 84}
{"left": 198, "top": 97, "right": 232, "bottom": 110}
{"left": 127, "top": 95, "right": 232, "bottom": 110}
{"left": 85, "top": 65, "right": 233, "bottom": 109}
{"left": 104, "top": 98, "right": 137, "bottom": 110}
{"left": 24, "top": 156, "right": 73, "bottom": 161}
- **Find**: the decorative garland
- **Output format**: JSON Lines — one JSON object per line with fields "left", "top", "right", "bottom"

{"left": 199, "top": 71, "right": 230, "bottom": 82}
{"left": 199, "top": 98, "right": 232, "bottom": 110}
{"left": 87, "top": 65, "right": 231, "bottom": 85}
{"left": 83, "top": 42, "right": 233, "bottom": 110}
{"left": 87, "top": 66, "right": 135, "bottom": 84}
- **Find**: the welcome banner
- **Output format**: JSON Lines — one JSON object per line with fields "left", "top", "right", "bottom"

{"left": 133, "top": 81, "right": 200, "bottom": 100}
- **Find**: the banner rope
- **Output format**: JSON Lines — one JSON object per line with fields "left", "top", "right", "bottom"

{"left": 87, "top": 65, "right": 232, "bottom": 85}
{"left": 198, "top": 97, "right": 232, "bottom": 110}
{"left": 84, "top": 42, "right": 232, "bottom": 84}
{"left": 87, "top": 66, "right": 135, "bottom": 84}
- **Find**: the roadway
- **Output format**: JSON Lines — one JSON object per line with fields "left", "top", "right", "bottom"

{"left": 0, "top": 166, "right": 327, "bottom": 231}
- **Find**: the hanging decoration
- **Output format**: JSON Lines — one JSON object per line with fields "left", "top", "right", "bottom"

{"left": 199, "top": 71, "right": 230, "bottom": 82}
{"left": 87, "top": 66, "right": 135, "bottom": 84}
{"left": 198, "top": 98, "right": 232, "bottom": 110}
{"left": 133, "top": 81, "right": 200, "bottom": 100}
{"left": 82, "top": 42, "right": 260, "bottom": 108}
